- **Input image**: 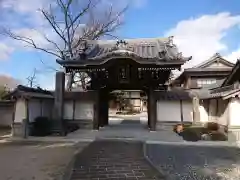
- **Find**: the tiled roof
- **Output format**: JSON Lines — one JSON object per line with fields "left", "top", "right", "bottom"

{"left": 57, "top": 37, "right": 192, "bottom": 66}
{"left": 222, "top": 59, "right": 240, "bottom": 86}
{"left": 155, "top": 90, "right": 193, "bottom": 100}
{"left": 4, "top": 85, "right": 53, "bottom": 99}
{"left": 184, "top": 67, "right": 232, "bottom": 72}
{"left": 192, "top": 53, "right": 234, "bottom": 68}
{"left": 193, "top": 82, "right": 240, "bottom": 100}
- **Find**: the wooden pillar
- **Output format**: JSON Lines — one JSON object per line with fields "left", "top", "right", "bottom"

{"left": 103, "top": 92, "right": 109, "bottom": 126}
{"left": 53, "top": 71, "right": 65, "bottom": 135}
{"left": 148, "top": 89, "right": 157, "bottom": 131}
{"left": 98, "top": 89, "right": 107, "bottom": 127}
{"left": 147, "top": 96, "right": 150, "bottom": 129}
{"left": 93, "top": 90, "right": 100, "bottom": 130}
{"left": 180, "top": 99, "right": 183, "bottom": 123}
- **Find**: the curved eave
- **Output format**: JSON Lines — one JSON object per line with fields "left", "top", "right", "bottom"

{"left": 56, "top": 51, "right": 191, "bottom": 68}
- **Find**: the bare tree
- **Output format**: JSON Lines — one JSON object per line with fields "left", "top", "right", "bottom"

{"left": 26, "top": 68, "right": 39, "bottom": 88}
{"left": 2, "top": 0, "right": 127, "bottom": 90}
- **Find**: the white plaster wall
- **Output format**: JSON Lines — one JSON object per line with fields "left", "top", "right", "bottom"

{"left": 182, "top": 101, "right": 193, "bottom": 122}
{"left": 74, "top": 101, "right": 93, "bottom": 120}
{"left": 42, "top": 99, "right": 53, "bottom": 119}
{"left": 0, "top": 106, "right": 13, "bottom": 127}
{"left": 28, "top": 99, "right": 41, "bottom": 122}
{"left": 130, "top": 92, "right": 140, "bottom": 98}
{"left": 14, "top": 99, "right": 26, "bottom": 123}
{"left": 229, "top": 98, "right": 240, "bottom": 126}
{"left": 64, "top": 100, "right": 74, "bottom": 120}
{"left": 199, "top": 104, "right": 209, "bottom": 123}
{"left": 130, "top": 99, "right": 141, "bottom": 106}
{"left": 157, "top": 101, "right": 181, "bottom": 122}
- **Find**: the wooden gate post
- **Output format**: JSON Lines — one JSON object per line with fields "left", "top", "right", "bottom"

{"left": 148, "top": 89, "right": 157, "bottom": 131}
{"left": 53, "top": 71, "right": 65, "bottom": 135}
{"left": 93, "top": 90, "right": 100, "bottom": 130}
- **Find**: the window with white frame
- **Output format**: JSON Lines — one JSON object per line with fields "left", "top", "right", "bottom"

{"left": 197, "top": 79, "right": 216, "bottom": 87}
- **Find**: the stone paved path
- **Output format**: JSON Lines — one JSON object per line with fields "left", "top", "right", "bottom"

{"left": 146, "top": 143, "right": 240, "bottom": 180}
{"left": 70, "top": 140, "right": 164, "bottom": 180}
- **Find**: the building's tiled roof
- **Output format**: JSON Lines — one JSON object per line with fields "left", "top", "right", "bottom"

{"left": 0, "top": 100, "right": 14, "bottom": 107}
{"left": 155, "top": 89, "right": 193, "bottom": 100}
{"left": 222, "top": 59, "right": 240, "bottom": 86}
{"left": 192, "top": 53, "right": 235, "bottom": 68}
{"left": 184, "top": 67, "right": 232, "bottom": 72}
{"left": 193, "top": 82, "right": 240, "bottom": 100}
{"left": 57, "top": 37, "right": 192, "bottom": 66}
{"left": 4, "top": 85, "right": 53, "bottom": 99}
{"left": 190, "top": 89, "right": 211, "bottom": 99}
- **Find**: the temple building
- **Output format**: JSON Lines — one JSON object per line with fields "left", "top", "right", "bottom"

{"left": 5, "top": 37, "right": 195, "bottom": 136}
{"left": 171, "top": 53, "right": 234, "bottom": 90}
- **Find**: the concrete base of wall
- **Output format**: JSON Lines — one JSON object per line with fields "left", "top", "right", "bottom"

{"left": 228, "top": 127, "right": 240, "bottom": 142}
{"left": 12, "top": 123, "right": 24, "bottom": 137}
{"left": 66, "top": 120, "right": 93, "bottom": 130}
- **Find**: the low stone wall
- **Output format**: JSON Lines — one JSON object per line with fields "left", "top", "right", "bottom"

{"left": 0, "top": 101, "right": 14, "bottom": 128}
{"left": 228, "top": 126, "right": 240, "bottom": 142}
{"left": 12, "top": 122, "right": 24, "bottom": 137}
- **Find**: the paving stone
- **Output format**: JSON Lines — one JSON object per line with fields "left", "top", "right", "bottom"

{"left": 70, "top": 140, "right": 165, "bottom": 180}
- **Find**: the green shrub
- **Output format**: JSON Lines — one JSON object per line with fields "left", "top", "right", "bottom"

{"left": 209, "top": 131, "right": 227, "bottom": 141}
{"left": 32, "top": 116, "right": 52, "bottom": 136}
{"left": 179, "top": 128, "right": 202, "bottom": 141}
{"left": 66, "top": 123, "right": 79, "bottom": 133}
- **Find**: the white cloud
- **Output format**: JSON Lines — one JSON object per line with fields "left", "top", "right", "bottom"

{"left": 224, "top": 48, "right": 240, "bottom": 63}
{"left": 0, "top": 43, "right": 14, "bottom": 60}
{"left": 165, "top": 12, "right": 240, "bottom": 68}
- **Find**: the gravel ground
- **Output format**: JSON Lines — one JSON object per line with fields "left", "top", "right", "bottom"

{"left": 0, "top": 141, "right": 89, "bottom": 180}
{"left": 146, "top": 144, "right": 240, "bottom": 180}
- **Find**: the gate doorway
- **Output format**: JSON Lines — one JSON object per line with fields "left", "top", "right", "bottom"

{"left": 108, "top": 90, "right": 148, "bottom": 130}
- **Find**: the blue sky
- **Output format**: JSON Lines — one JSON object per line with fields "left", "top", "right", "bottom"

{"left": 1, "top": 0, "right": 240, "bottom": 89}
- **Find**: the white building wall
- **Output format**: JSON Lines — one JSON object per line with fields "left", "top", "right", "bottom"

{"left": 199, "top": 103, "right": 208, "bottom": 123}
{"left": 41, "top": 99, "right": 53, "bottom": 119}
{"left": 130, "top": 92, "right": 140, "bottom": 98}
{"left": 64, "top": 100, "right": 74, "bottom": 120}
{"left": 229, "top": 98, "right": 240, "bottom": 126}
{"left": 28, "top": 99, "right": 41, "bottom": 122}
{"left": 63, "top": 100, "right": 94, "bottom": 120}
{"left": 182, "top": 101, "right": 193, "bottom": 122}
{"left": 0, "top": 106, "right": 14, "bottom": 127}
{"left": 157, "top": 101, "right": 181, "bottom": 122}
{"left": 14, "top": 99, "right": 26, "bottom": 123}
